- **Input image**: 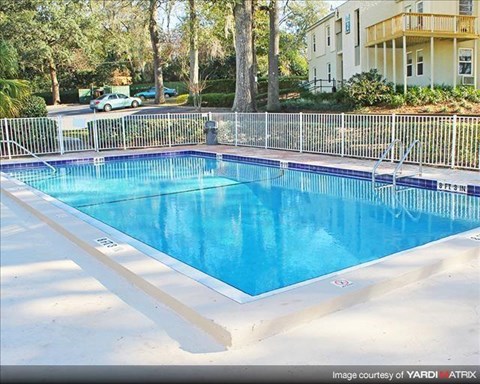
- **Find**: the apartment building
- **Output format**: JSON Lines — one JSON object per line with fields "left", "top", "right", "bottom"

{"left": 306, "top": 0, "right": 479, "bottom": 91}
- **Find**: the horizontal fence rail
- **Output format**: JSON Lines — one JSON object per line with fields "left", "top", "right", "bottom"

{"left": 1, "top": 113, "right": 479, "bottom": 170}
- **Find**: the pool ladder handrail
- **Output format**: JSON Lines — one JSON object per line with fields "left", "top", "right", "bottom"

{"left": 1, "top": 140, "right": 57, "bottom": 173}
{"left": 372, "top": 139, "right": 403, "bottom": 188}
{"left": 392, "top": 140, "right": 423, "bottom": 190}
{"left": 372, "top": 139, "right": 422, "bottom": 190}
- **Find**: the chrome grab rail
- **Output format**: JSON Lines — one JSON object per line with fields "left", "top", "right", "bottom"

{"left": 392, "top": 139, "right": 423, "bottom": 189}
{"left": 1, "top": 140, "right": 57, "bottom": 173}
{"left": 372, "top": 139, "right": 404, "bottom": 187}
{"left": 372, "top": 139, "right": 423, "bottom": 191}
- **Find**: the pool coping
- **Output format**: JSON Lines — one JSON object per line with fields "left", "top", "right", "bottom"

{"left": 1, "top": 149, "right": 479, "bottom": 348}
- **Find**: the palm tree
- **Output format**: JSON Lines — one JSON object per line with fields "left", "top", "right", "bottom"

{"left": 0, "top": 40, "right": 30, "bottom": 118}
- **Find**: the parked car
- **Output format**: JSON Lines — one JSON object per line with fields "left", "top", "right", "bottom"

{"left": 89, "top": 93, "right": 142, "bottom": 112}
{"left": 134, "top": 86, "right": 178, "bottom": 100}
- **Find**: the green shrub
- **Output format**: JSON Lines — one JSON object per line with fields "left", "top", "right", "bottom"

{"left": 187, "top": 93, "right": 235, "bottom": 108}
{"left": 174, "top": 94, "right": 189, "bottom": 104}
{"left": 204, "top": 79, "right": 236, "bottom": 93}
{"left": 452, "top": 86, "right": 480, "bottom": 103}
{"left": 257, "top": 76, "right": 306, "bottom": 94}
{"left": 18, "top": 95, "right": 48, "bottom": 117}
{"left": 34, "top": 90, "right": 79, "bottom": 105}
{"left": 401, "top": 85, "right": 480, "bottom": 106}
{"left": 343, "top": 69, "right": 395, "bottom": 107}
{"left": 280, "top": 98, "right": 349, "bottom": 112}
{"left": 387, "top": 94, "right": 406, "bottom": 108}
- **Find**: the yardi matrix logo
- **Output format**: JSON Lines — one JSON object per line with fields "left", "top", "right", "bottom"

{"left": 406, "top": 370, "right": 477, "bottom": 380}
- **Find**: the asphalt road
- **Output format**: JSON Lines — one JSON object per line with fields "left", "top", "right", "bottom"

{"left": 47, "top": 103, "right": 230, "bottom": 119}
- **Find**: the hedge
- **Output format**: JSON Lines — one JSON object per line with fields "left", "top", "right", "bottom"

{"left": 19, "top": 96, "right": 48, "bottom": 117}
{"left": 34, "top": 90, "right": 79, "bottom": 105}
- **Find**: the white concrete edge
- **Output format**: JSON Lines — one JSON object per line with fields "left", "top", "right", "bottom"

{"left": 1, "top": 164, "right": 479, "bottom": 348}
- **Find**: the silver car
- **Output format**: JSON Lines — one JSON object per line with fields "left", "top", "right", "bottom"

{"left": 90, "top": 93, "right": 142, "bottom": 112}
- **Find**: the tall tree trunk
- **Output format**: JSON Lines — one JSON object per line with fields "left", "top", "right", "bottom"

{"left": 49, "top": 58, "right": 61, "bottom": 105}
{"left": 250, "top": 0, "right": 258, "bottom": 111}
{"left": 189, "top": 0, "right": 199, "bottom": 107}
{"left": 148, "top": 0, "right": 165, "bottom": 104}
{"left": 232, "top": 0, "right": 256, "bottom": 112}
{"left": 267, "top": 0, "right": 280, "bottom": 111}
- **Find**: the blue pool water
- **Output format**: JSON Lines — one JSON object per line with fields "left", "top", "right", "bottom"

{"left": 6, "top": 155, "right": 480, "bottom": 296}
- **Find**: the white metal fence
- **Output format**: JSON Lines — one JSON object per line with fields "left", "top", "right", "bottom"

{"left": 1, "top": 112, "right": 479, "bottom": 170}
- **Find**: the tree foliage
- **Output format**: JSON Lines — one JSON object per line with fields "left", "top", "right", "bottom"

{"left": 0, "top": 40, "right": 30, "bottom": 118}
{"left": 0, "top": 0, "right": 326, "bottom": 105}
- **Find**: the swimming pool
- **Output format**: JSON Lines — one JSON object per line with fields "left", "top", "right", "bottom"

{"left": 3, "top": 152, "right": 480, "bottom": 297}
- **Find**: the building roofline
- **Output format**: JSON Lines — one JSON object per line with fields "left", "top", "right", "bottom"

{"left": 306, "top": 11, "right": 335, "bottom": 32}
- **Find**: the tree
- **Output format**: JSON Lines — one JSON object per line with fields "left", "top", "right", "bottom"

{"left": 266, "top": 0, "right": 280, "bottom": 111}
{"left": 0, "top": 0, "right": 99, "bottom": 104}
{"left": 232, "top": 0, "right": 256, "bottom": 112}
{"left": 282, "top": 0, "right": 329, "bottom": 48}
{"left": 189, "top": 0, "right": 199, "bottom": 99}
{"left": 148, "top": 0, "right": 166, "bottom": 104}
{"left": 92, "top": 0, "right": 152, "bottom": 84}
{"left": 0, "top": 40, "right": 30, "bottom": 118}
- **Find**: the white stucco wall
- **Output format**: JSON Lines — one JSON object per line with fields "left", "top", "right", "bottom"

{"left": 307, "top": 0, "right": 480, "bottom": 89}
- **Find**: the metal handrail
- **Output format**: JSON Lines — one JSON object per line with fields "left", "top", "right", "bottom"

{"left": 372, "top": 139, "right": 404, "bottom": 187}
{"left": 1, "top": 140, "right": 57, "bottom": 173}
{"left": 392, "top": 140, "right": 423, "bottom": 189}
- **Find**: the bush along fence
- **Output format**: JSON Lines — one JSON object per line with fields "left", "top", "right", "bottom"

{"left": 0, "top": 113, "right": 479, "bottom": 170}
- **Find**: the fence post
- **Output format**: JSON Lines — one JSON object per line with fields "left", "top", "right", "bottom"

{"left": 4, "top": 118, "right": 12, "bottom": 160}
{"left": 451, "top": 114, "right": 457, "bottom": 169}
{"left": 234, "top": 112, "right": 238, "bottom": 146}
{"left": 122, "top": 115, "right": 127, "bottom": 150}
{"left": 264, "top": 111, "right": 268, "bottom": 149}
{"left": 391, "top": 113, "right": 396, "bottom": 162}
{"left": 167, "top": 112, "right": 172, "bottom": 147}
{"left": 299, "top": 112, "right": 303, "bottom": 153}
{"left": 208, "top": 111, "right": 212, "bottom": 121}
{"left": 341, "top": 112, "right": 345, "bottom": 157}
{"left": 92, "top": 110, "right": 99, "bottom": 152}
{"left": 57, "top": 115, "right": 65, "bottom": 155}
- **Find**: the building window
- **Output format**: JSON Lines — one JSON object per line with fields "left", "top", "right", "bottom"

{"left": 327, "top": 63, "right": 331, "bottom": 82}
{"left": 345, "top": 14, "right": 351, "bottom": 34}
{"left": 416, "top": 1, "right": 423, "bottom": 13}
{"left": 416, "top": 50, "right": 424, "bottom": 76}
{"left": 354, "top": 9, "right": 360, "bottom": 47}
{"left": 459, "top": 0, "right": 473, "bottom": 15}
{"left": 326, "top": 26, "right": 331, "bottom": 47}
{"left": 458, "top": 48, "right": 472, "bottom": 75}
{"left": 407, "top": 52, "right": 413, "bottom": 77}
{"left": 312, "top": 33, "right": 316, "bottom": 53}
{"left": 313, "top": 67, "right": 317, "bottom": 83}
{"left": 405, "top": 5, "right": 412, "bottom": 29}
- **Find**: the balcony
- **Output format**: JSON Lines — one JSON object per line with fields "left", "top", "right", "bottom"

{"left": 366, "top": 13, "right": 478, "bottom": 46}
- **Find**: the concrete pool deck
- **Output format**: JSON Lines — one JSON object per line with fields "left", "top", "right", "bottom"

{"left": 1, "top": 146, "right": 479, "bottom": 366}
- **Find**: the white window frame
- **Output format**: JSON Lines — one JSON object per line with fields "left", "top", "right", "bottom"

{"left": 326, "top": 25, "right": 331, "bottom": 47}
{"left": 406, "top": 52, "right": 413, "bottom": 77}
{"left": 327, "top": 63, "right": 332, "bottom": 82}
{"left": 416, "top": 49, "right": 424, "bottom": 76}
{"left": 458, "top": 48, "right": 473, "bottom": 75}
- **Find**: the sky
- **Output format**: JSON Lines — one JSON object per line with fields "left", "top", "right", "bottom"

{"left": 327, "top": 0, "right": 347, "bottom": 9}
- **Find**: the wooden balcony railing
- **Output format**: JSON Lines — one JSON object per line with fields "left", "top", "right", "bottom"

{"left": 366, "top": 13, "right": 478, "bottom": 46}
